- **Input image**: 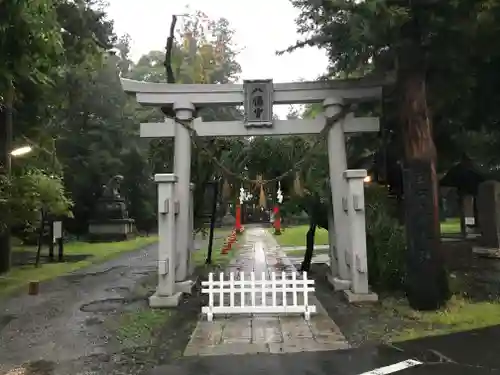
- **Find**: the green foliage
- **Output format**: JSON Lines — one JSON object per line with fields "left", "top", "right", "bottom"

{"left": 120, "top": 147, "right": 156, "bottom": 232}
{"left": 0, "top": 4, "right": 248, "bottom": 274}
{"left": 115, "top": 309, "right": 172, "bottom": 346}
{"left": 0, "top": 0, "right": 63, "bottom": 89}
{"left": 365, "top": 185, "right": 406, "bottom": 291}
{"left": 0, "top": 169, "right": 72, "bottom": 233}
{"left": 288, "top": 0, "right": 500, "bottom": 172}
{"left": 55, "top": 55, "right": 135, "bottom": 233}
{"left": 121, "top": 12, "right": 244, "bottom": 231}
{"left": 257, "top": 105, "right": 380, "bottom": 210}
{"left": 1, "top": 0, "right": 118, "bottom": 240}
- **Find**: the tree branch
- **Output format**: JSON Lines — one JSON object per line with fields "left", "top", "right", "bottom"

{"left": 164, "top": 15, "right": 178, "bottom": 84}
{"left": 276, "top": 35, "right": 331, "bottom": 56}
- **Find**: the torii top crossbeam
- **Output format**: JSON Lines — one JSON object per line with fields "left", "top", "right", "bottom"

{"left": 121, "top": 77, "right": 383, "bottom": 107}
{"left": 121, "top": 77, "right": 383, "bottom": 137}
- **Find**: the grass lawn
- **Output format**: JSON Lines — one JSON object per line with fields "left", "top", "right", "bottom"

{"left": 192, "top": 228, "right": 239, "bottom": 269}
{"left": 364, "top": 269, "right": 500, "bottom": 342}
{"left": 115, "top": 308, "right": 174, "bottom": 346}
{"left": 383, "top": 294, "right": 500, "bottom": 342}
{"left": 0, "top": 236, "right": 158, "bottom": 297}
{"left": 272, "top": 225, "right": 330, "bottom": 247}
{"left": 274, "top": 218, "right": 461, "bottom": 248}
{"left": 441, "top": 217, "right": 461, "bottom": 234}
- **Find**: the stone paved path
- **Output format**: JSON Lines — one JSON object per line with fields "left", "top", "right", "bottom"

{"left": 287, "top": 253, "right": 330, "bottom": 266}
{"left": 184, "top": 226, "right": 348, "bottom": 356}
{"left": 280, "top": 245, "right": 329, "bottom": 252}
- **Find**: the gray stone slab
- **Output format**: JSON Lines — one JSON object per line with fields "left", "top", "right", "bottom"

{"left": 308, "top": 314, "right": 342, "bottom": 337}
{"left": 183, "top": 320, "right": 224, "bottom": 355}
{"left": 221, "top": 317, "right": 252, "bottom": 344}
{"left": 344, "top": 289, "right": 379, "bottom": 303}
{"left": 148, "top": 292, "right": 183, "bottom": 307}
{"left": 252, "top": 316, "right": 283, "bottom": 344}
{"left": 280, "top": 316, "right": 314, "bottom": 340}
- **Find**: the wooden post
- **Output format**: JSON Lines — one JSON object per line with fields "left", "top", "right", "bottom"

{"left": 0, "top": 81, "right": 13, "bottom": 274}
{"left": 235, "top": 203, "right": 242, "bottom": 233}
{"left": 49, "top": 217, "right": 54, "bottom": 261}
{"left": 206, "top": 180, "right": 220, "bottom": 265}
{"left": 57, "top": 238, "right": 64, "bottom": 262}
{"left": 28, "top": 281, "right": 39, "bottom": 295}
{"left": 458, "top": 191, "right": 466, "bottom": 239}
{"left": 273, "top": 206, "right": 281, "bottom": 235}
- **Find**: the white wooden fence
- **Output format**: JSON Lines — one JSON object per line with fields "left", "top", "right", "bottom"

{"left": 201, "top": 271, "right": 316, "bottom": 321}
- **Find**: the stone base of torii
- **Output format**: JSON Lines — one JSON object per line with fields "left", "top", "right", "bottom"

{"left": 121, "top": 78, "right": 384, "bottom": 307}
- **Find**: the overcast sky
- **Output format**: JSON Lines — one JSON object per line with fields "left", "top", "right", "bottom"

{"left": 106, "top": 0, "right": 329, "bottom": 117}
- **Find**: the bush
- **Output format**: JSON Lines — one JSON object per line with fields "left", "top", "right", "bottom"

{"left": 365, "top": 185, "right": 407, "bottom": 291}
{"left": 1, "top": 169, "right": 73, "bottom": 239}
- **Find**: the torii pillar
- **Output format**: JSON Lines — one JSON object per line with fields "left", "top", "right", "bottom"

{"left": 172, "top": 101, "right": 194, "bottom": 285}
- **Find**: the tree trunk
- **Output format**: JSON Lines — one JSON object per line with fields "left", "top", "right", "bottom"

{"left": 458, "top": 192, "right": 466, "bottom": 239}
{"left": 35, "top": 210, "right": 46, "bottom": 268}
{"left": 0, "top": 82, "right": 13, "bottom": 274}
{"left": 399, "top": 16, "right": 450, "bottom": 310}
{"left": 300, "top": 218, "right": 316, "bottom": 272}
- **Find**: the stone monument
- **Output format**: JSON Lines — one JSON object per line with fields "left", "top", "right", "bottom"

{"left": 88, "top": 175, "right": 136, "bottom": 242}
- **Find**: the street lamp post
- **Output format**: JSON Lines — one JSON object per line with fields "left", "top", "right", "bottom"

{"left": 10, "top": 145, "right": 33, "bottom": 157}
{"left": 0, "top": 84, "right": 13, "bottom": 274}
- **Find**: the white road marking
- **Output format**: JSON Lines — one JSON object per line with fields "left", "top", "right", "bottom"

{"left": 357, "top": 359, "right": 423, "bottom": 375}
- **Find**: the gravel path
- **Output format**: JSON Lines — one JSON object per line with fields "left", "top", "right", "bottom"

{"left": 0, "top": 243, "right": 158, "bottom": 375}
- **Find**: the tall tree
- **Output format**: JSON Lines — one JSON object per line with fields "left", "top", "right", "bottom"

{"left": 0, "top": 0, "right": 64, "bottom": 273}
{"left": 286, "top": 0, "right": 500, "bottom": 309}
{"left": 124, "top": 11, "right": 243, "bottom": 230}
{"left": 1, "top": 0, "right": 118, "bottom": 272}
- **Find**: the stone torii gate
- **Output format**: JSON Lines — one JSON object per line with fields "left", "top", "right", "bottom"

{"left": 121, "top": 77, "right": 382, "bottom": 306}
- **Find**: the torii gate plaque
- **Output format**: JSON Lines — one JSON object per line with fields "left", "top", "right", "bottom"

{"left": 244, "top": 79, "right": 273, "bottom": 128}
{"left": 121, "top": 77, "right": 383, "bottom": 306}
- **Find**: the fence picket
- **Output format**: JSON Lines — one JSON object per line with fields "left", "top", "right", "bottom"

{"left": 229, "top": 272, "right": 235, "bottom": 307}
{"left": 201, "top": 271, "right": 316, "bottom": 321}
{"left": 240, "top": 272, "right": 245, "bottom": 307}
{"left": 271, "top": 272, "right": 277, "bottom": 307}
{"left": 292, "top": 271, "right": 298, "bottom": 307}
{"left": 261, "top": 271, "right": 266, "bottom": 306}
{"left": 219, "top": 272, "right": 224, "bottom": 308}
{"left": 251, "top": 272, "right": 256, "bottom": 307}
{"left": 282, "top": 271, "right": 287, "bottom": 308}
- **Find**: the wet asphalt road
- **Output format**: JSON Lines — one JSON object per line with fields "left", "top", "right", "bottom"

{"left": 154, "top": 322, "right": 500, "bottom": 375}
{"left": 157, "top": 334, "right": 500, "bottom": 375}
{"left": 0, "top": 243, "right": 157, "bottom": 374}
